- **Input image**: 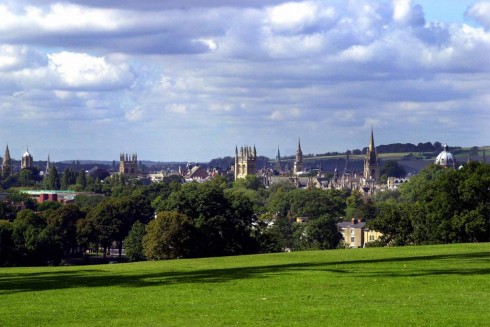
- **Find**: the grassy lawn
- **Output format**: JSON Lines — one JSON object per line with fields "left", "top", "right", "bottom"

{"left": 1, "top": 243, "right": 489, "bottom": 326}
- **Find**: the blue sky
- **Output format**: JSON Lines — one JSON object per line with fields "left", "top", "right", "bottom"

{"left": 0, "top": 0, "right": 489, "bottom": 162}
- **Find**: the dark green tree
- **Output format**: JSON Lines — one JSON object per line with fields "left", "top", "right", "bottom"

{"left": 46, "top": 204, "right": 85, "bottom": 260}
{"left": 0, "top": 220, "right": 15, "bottom": 265}
{"left": 124, "top": 221, "right": 147, "bottom": 262}
{"left": 43, "top": 165, "right": 61, "bottom": 189}
{"left": 143, "top": 211, "right": 194, "bottom": 260}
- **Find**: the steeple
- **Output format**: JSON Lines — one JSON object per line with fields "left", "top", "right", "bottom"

{"left": 45, "top": 154, "right": 52, "bottom": 174}
{"left": 274, "top": 146, "right": 282, "bottom": 173}
{"left": 364, "top": 128, "right": 380, "bottom": 180}
{"left": 294, "top": 138, "right": 303, "bottom": 175}
{"left": 369, "top": 126, "right": 375, "bottom": 151}
{"left": 2, "top": 145, "right": 12, "bottom": 178}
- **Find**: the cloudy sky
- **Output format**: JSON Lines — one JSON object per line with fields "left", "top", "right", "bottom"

{"left": 0, "top": 0, "right": 489, "bottom": 162}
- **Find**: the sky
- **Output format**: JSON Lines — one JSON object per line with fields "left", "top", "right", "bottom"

{"left": 0, "top": 0, "right": 489, "bottom": 162}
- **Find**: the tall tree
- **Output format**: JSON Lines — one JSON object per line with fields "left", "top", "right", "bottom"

{"left": 143, "top": 211, "right": 193, "bottom": 260}
{"left": 43, "top": 165, "right": 61, "bottom": 189}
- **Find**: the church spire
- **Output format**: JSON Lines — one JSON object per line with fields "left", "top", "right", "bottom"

{"left": 46, "top": 154, "right": 51, "bottom": 174}
{"left": 294, "top": 138, "right": 303, "bottom": 175}
{"left": 369, "top": 126, "right": 375, "bottom": 151}
{"left": 364, "top": 128, "right": 380, "bottom": 180}
{"left": 2, "top": 145, "right": 12, "bottom": 178}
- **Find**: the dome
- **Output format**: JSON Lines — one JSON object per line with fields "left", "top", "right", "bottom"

{"left": 23, "top": 150, "right": 32, "bottom": 158}
{"left": 435, "top": 144, "right": 455, "bottom": 168}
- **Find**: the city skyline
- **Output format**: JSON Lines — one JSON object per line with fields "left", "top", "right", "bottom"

{"left": 0, "top": 0, "right": 489, "bottom": 162}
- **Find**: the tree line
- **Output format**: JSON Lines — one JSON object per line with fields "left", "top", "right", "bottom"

{"left": 0, "top": 161, "right": 488, "bottom": 266}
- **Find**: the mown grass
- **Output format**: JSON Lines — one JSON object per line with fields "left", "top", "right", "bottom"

{"left": 1, "top": 243, "right": 489, "bottom": 326}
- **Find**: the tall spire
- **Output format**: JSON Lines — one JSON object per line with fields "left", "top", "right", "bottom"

{"left": 364, "top": 127, "right": 380, "bottom": 180}
{"left": 46, "top": 154, "right": 51, "bottom": 174}
{"left": 2, "top": 145, "right": 12, "bottom": 177}
{"left": 294, "top": 138, "right": 303, "bottom": 175}
{"left": 369, "top": 125, "right": 375, "bottom": 151}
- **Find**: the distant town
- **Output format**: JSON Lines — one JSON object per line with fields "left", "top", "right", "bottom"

{"left": 1, "top": 129, "right": 487, "bottom": 194}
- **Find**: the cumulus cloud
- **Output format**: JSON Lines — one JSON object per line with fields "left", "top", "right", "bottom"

{"left": 0, "top": 0, "right": 488, "bottom": 161}
{"left": 47, "top": 52, "right": 134, "bottom": 89}
{"left": 466, "top": 1, "right": 490, "bottom": 29}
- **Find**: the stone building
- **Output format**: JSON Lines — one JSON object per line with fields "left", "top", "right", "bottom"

{"left": 119, "top": 152, "right": 139, "bottom": 176}
{"left": 293, "top": 139, "right": 303, "bottom": 175}
{"left": 234, "top": 145, "right": 257, "bottom": 180}
{"left": 21, "top": 148, "right": 33, "bottom": 169}
{"left": 435, "top": 144, "right": 456, "bottom": 168}
{"left": 363, "top": 127, "right": 381, "bottom": 181}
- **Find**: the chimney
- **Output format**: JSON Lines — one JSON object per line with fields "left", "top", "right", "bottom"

{"left": 351, "top": 218, "right": 357, "bottom": 225}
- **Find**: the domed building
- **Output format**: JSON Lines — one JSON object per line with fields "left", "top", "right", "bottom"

{"left": 435, "top": 144, "right": 456, "bottom": 168}
{"left": 22, "top": 148, "right": 34, "bottom": 169}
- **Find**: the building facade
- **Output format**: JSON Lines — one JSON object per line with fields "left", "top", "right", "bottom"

{"left": 21, "top": 148, "right": 33, "bottom": 169}
{"left": 234, "top": 145, "right": 257, "bottom": 180}
{"left": 120, "top": 152, "right": 139, "bottom": 176}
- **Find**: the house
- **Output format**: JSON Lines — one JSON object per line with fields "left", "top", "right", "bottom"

{"left": 337, "top": 218, "right": 382, "bottom": 248}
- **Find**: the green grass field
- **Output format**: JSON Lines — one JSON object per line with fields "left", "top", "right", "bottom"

{"left": 1, "top": 243, "right": 489, "bottom": 326}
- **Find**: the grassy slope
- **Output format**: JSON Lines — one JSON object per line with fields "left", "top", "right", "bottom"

{"left": 1, "top": 243, "right": 489, "bottom": 327}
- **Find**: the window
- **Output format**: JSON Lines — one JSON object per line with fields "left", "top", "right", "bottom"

{"left": 350, "top": 237, "right": 355, "bottom": 242}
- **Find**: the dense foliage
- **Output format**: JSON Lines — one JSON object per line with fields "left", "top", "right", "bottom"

{"left": 0, "top": 161, "right": 488, "bottom": 266}
{"left": 369, "top": 162, "right": 490, "bottom": 245}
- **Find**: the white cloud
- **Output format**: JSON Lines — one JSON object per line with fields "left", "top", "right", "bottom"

{"left": 0, "top": 0, "right": 488, "bottom": 160}
{"left": 47, "top": 51, "right": 133, "bottom": 89}
{"left": 466, "top": 1, "right": 490, "bottom": 29}
{"left": 267, "top": 2, "right": 319, "bottom": 33}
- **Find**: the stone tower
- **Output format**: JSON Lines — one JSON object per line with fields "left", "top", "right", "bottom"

{"left": 2, "top": 145, "right": 12, "bottom": 178}
{"left": 119, "top": 153, "right": 138, "bottom": 175}
{"left": 293, "top": 139, "right": 303, "bottom": 175}
{"left": 234, "top": 145, "right": 257, "bottom": 180}
{"left": 22, "top": 148, "right": 33, "bottom": 169}
{"left": 363, "top": 127, "right": 380, "bottom": 180}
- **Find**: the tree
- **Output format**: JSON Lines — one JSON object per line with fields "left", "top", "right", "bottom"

{"left": 143, "top": 211, "right": 194, "bottom": 260}
{"left": 11, "top": 209, "right": 62, "bottom": 265}
{"left": 46, "top": 204, "right": 85, "bottom": 260}
{"left": 380, "top": 160, "right": 406, "bottom": 180}
{"left": 124, "top": 221, "right": 147, "bottom": 262}
{"left": 0, "top": 220, "right": 15, "bottom": 265}
{"left": 302, "top": 215, "right": 342, "bottom": 250}
{"left": 43, "top": 165, "right": 61, "bottom": 189}
{"left": 19, "top": 169, "right": 34, "bottom": 187}
{"left": 233, "top": 175, "right": 264, "bottom": 191}
{"left": 76, "top": 169, "right": 87, "bottom": 190}
{"left": 161, "top": 181, "right": 257, "bottom": 257}
{"left": 61, "top": 168, "right": 77, "bottom": 190}
{"left": 0, "top": 201, "right": 18, "bottom": 222}
{"left": 86, "top": 194, "right": 154, "bottom": 259}
{"left": 369, "top": 201, "right": 414, "bottom": 246}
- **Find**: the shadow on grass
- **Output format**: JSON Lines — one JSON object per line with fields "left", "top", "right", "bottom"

{"left": 0, "top": 251, "right": 488, "bottom": 294}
